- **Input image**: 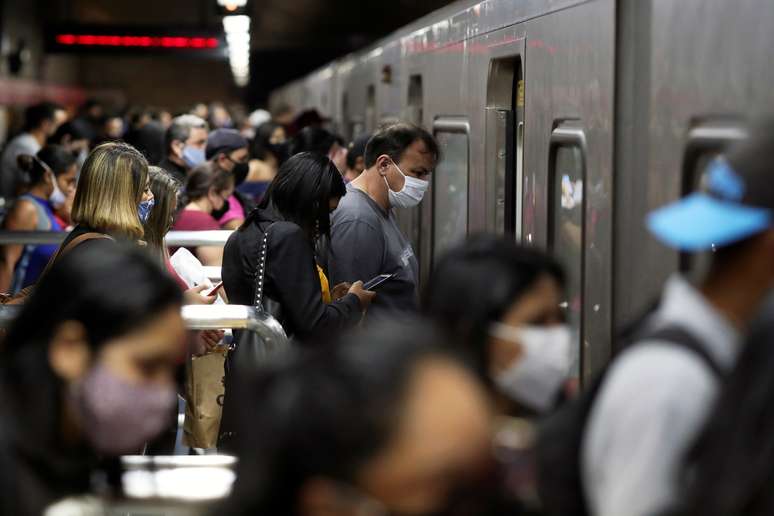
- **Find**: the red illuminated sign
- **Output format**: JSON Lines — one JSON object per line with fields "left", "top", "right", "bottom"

{"left": 55, "top": 34, "right": 220, "bottom": 49}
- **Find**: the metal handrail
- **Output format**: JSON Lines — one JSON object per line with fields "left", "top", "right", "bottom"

{"left": 0, "top": 305, "right": 287, "bottom": 349}
{"left": 0, "top": 230, "right": 233, "bottom": 247}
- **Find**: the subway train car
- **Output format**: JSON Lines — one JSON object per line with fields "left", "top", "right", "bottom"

{"left": 270, "top": 0, "right": 774, "bottom": 382}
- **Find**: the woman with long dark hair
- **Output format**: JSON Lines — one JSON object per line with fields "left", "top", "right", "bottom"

{"left": 222, "top": 152, "right": 374, "bottom": 341}
{"left": 0, "top": 244, "right": 185, "bottom": 514}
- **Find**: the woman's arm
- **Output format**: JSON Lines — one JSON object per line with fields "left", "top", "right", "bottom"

{"left": 0, "top": 201, "right": 38, "bottom": 292}
{"left": 267, "top": 223, "right": 363, "bottom": 341}
{"left": 196, "top": 245, "right": 223, "bottom": 266}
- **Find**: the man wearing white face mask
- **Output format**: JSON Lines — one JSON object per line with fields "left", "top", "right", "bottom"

{"left": 158, "top": 114, "right": 209, "bottom": 184}
{"left": 329, "top": 123, "right": 438, "bottom": 317}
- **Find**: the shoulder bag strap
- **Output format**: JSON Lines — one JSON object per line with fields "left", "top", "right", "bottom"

{"left": 646, "top": 325, "right": 724, "bottom": 378}
{"left": 41, "top": 232, "right": 114, "bottom": 278}
{"left": 253, "top": 223, "right": 274, "bottom": 312}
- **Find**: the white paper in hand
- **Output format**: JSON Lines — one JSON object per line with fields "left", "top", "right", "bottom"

{"left": 169, "top": 248, "right": 226, "bottom": 305}
{"left": 169, "top": 248, "right": 209, "bottom": 289}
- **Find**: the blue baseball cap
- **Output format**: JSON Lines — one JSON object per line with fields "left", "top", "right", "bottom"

{"left": 647, "top": 144, "right": 774, "bottom": 252}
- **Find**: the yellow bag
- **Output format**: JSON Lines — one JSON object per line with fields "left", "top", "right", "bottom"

{"left": 317, "top": 264, "right": 332, "bottom": 304}
{"left": 183, "top": 350, "right": 226, "bottom": 449}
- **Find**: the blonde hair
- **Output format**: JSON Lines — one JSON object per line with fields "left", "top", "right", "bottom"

{"left": 72, "top": 142, "right": 148, "bottom": 240}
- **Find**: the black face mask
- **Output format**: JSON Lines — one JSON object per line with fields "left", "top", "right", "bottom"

{"left": 231, "top": 161, "right": 249, "bottom": 186}
{"left": 267, "top": 141, "right": 289, "bottom": 163}
{"left": 211, "top": 198, "right": 230, "bottom": 220}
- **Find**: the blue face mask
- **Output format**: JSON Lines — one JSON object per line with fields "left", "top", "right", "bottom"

{"left": 138, "top": 198, "right": 155, "bottom": 224}
{"left": 182, "top": 146, "right": 206, "bottom": 168}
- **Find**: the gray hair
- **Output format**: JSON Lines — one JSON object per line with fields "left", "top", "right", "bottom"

{"left": 165, "top": 114, "right": 209, "bottom": 151}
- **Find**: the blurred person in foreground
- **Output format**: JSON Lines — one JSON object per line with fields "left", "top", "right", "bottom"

{"left": 158, "top": 114, "right": 210, "bottom": 184}
{"left": 581, "top": 120, "right": 774, "bottom": 516}
{"left": 221, "top": 152, "right": 374, "bottom": 343}
{"left": 205, "top": 128, "right": 253, "bottom": 230}
{"left": 0, "top": 244, "right": 185, "bottom": 515}
{"left": 0, "top": 146, "right": 77, "bottom": 293}
{"left": 218, "top": 319, "right": 509, "bottom": 516}
{"left": 1, "top": 102, "right": 66, "bottom": 199}
{"left": 663, "top": 302, "right": 774, "bottom": 516}
{"left": 424, "top": 235, "right": 572, "bottom": 416}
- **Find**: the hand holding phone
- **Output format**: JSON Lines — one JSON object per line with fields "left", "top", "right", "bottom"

{"left": 206, "top": 281, "right": 224, "bottom": 297}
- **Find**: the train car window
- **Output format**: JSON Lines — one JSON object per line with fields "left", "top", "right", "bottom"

{"left": 366, "top": 84, "right": 377, "bottom": 131}
{"left": 432, "top": 118, "right": 470, "bottom": 264}
{"left": 408, "top": 75, "right": 423, "bottom": 125}
{"left": 548, "top": 122, "right": 587, "bottom": 383}
{"left": 680, "top": 120, "right": 747, "bottom": 276}
{"left": 342, "top": 92, "right": 352, "bottom": 140}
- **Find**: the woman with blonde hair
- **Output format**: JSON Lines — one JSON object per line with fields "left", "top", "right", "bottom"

{"left": 61, "top": 141, "right": 154, "bottom": 254}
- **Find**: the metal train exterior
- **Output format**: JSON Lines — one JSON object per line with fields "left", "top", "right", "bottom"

{"left": 269, "top": 0, "right": 774, "bottom": 381}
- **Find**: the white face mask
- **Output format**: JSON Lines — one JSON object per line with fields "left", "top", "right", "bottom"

{"left": 48, "top": 171, "right": 66, "bottom": 208}
{"left": 383, "top": 161, "right": 429, "bottom": 209}
{"left": 489, "top": 323, "right": 573, "bottom": 413}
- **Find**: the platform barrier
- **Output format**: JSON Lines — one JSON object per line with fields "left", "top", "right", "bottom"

{"left": 0, "top": 230, "right": 233, "bottom": 248}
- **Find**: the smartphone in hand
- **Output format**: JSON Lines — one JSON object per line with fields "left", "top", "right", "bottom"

{"left": 206, "top": 281, "right": 224, "bottom": 297}
{"left": 363, "top": 273, "right": 396, "bottom": 290}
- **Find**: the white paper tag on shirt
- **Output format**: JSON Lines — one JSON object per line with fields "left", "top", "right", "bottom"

{"left": 400, "top": 246, "right": 414, "bottom": 268}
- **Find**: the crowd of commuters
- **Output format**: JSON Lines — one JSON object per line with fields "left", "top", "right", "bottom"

{"left": 0, "top": 95, "right": 774, "bottom": 516}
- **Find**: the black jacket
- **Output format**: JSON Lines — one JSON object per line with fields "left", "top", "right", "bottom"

{"left": 222, "top": 208, "right": 362, "bottom": 342}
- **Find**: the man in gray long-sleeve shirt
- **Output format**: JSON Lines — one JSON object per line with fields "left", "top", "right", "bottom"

{"left": 330, "top": 123, "right": 438, "bottom": 319}
{"left": 583, "top": 126, "right": 774, "bottom": 516}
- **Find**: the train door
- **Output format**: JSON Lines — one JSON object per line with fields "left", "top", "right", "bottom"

{"left": 395, "top": 74, "right": 425, "bottom": 275}
{"left": 615, "top": 0, "right": 774, "bottom": 336}
{"left": 522, "top": 0, "right": 615, "bottom": 383}
{"left": 485, "top": 46, "right": 525, "bottom": 238}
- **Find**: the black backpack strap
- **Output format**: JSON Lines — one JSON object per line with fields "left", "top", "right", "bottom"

{"left": 643, "top": 325, "right": 724, "bottom": 378}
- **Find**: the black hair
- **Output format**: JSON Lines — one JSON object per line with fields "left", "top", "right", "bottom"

{"left": 125, "top": 121, "right": 165, "bottom": 165}
{"left": 288, "top": 126, "right": 337, "bottom": 157}
{"left": 346, "top": 133, "right": 372, "bottom": 169}
{"left": 17, "top": 145, "right": 77, "bottom": 185}
{"left": 251, "top": 121, "right": 287, "bottom": 164}
{"left": 423, "top": 234, "right": 565, "bottom": 383}
{"left": 50, "top": 119, "right": 95, "bottom": 146}
{"left": 669, "top": 305, "right": 774, "bottom": 516}
{"left": 23, "top": 102, "right": 60, "bottom": 132}
{"left": 364, "top": 122, "right": 439, "bottom": 168}
{"left": 183, "top": 163, "right": 234, "bottom": 203}
{"left": 0, "top": 244, "right": 182, "bottom": 457}
{"left": 250, "top": 152, "right": 346, "bottom": 239}
{"left": 219, "top": 318, "right": 454, "bottom": 515}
